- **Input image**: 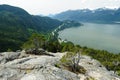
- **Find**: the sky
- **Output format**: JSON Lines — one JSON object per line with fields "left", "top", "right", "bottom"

{"left": 0, "top": 0, "right": 120, "bottom": 15}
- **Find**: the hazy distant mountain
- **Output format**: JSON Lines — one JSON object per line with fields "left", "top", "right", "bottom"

{"left": 0, "top": 5, "right": 62, "bottom": 51}
{"left": 48, "top": 14, "right": 55, "bottom": 17}
{"left": 53, "top": 8, "right": 120, "bottom": 23}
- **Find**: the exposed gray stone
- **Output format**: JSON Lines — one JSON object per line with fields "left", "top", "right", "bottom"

{"left": 0, "top": 52, "right": 21, "bottom": 64}
{"left": 79, "top": 55, "right": 120, "bottom": 80}
{"left": 0, "top": 51, "right": 119, "bottom": 80}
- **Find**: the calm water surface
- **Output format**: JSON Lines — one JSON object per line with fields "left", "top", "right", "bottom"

{"left": 58, "top": 23, "right": 120, "bottom": 53}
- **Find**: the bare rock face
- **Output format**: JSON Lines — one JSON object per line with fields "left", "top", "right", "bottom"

{"left": 0, "top": 51, "right": 80, "bottom": 80}
{"left": 0, "top": 52, "right": 21, "bottom": 64}
{"left": 20, "top": 65, "right": 79, "bottom": 80}
{"left": 0, "top": 51, "right": 119, "bottom": 80}
{"left": 78, "top": 56, "right": 120, "bottom": 80}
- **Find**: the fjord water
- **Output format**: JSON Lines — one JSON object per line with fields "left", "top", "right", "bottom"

{"left": 58, "top": 23, "right": 120, "bottom": 53}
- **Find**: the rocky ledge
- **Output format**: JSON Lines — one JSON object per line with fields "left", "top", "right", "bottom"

{"left": 0, "top": 50, "right": 120, "bottom": 80}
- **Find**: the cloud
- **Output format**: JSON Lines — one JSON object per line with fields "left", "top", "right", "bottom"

{"left": 0, "top": 0, "right": 120, "bottom": 15}
{"left": 81, "top": 0, "right": 87, "bottom": 3}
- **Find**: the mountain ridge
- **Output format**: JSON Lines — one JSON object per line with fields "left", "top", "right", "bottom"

{"left": 53, "top": 8, "right": 120, "bottom": 23}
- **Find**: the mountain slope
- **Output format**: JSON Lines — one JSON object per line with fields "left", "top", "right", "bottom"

{"left": 0, "top": 5, "right": 62, "bottom": 52}
{"left": 33, "top": 16, "right": 62, "bottom": 32}
{"left": 53, "top": 8, "right": 120, "bottom": 23}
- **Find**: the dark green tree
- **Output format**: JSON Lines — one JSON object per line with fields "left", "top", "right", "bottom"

{"left": 22, "top": 33, "right": 46, "bottom": 50}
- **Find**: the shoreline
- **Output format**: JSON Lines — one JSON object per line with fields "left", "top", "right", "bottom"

{"left": 56, "top": 22, "right": 120, "bottom": 54}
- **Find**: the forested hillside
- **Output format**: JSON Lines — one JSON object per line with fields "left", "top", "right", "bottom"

{"left": 0, "top": 5, "right": 62, "bottom": 52}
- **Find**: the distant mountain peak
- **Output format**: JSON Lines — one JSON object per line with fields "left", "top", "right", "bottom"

{"left": 53, "top": 8, "right": 120, "bottom": 22}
